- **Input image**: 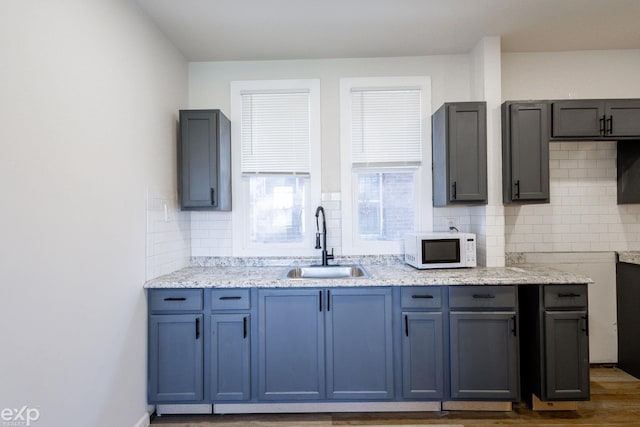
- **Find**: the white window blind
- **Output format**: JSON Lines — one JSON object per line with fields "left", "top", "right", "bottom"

{"left": 351, "top": 89, "right": 422, "bottom": 166}
{"left": 241, "top": 91, "right": 310, "bottom": 174}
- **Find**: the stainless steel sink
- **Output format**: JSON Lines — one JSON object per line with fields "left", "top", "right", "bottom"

{"left": 282, "top": 264, "right": 370, "bottom": 279}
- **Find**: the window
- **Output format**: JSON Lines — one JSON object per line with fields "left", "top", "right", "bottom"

{"left": 340, "top": 77, "right": 432, "bottom": 254}
{"left": 231, "top": 80, "right": 321, "bottom": 256}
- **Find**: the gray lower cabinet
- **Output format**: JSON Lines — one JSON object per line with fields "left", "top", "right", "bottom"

{"left": 400, "top": 287, "right": 444, "bottom": 400}
{"left": 448, "top": 286, "right": 519, "bottom": 400}
{"left": 210, "top": 314, "right": 250, "bottom": 401}
{"left": 519, "top": 284, "right": 590, "bottom": 402}
{"left": 552, "top": 99, "right": 640, "bottom": 139}
{"left": 148, "top": 313, "right": 204, "bottom": 402}
{"left": 148, "top": 289, "right": 205, "bottom": 403}
{"left": 432, "top": 102, "right": 487, "bottom": 206}
{"left": 258, "top": 289, "right": 325, "bottom": 400}
{"left": 326, "top": 288, "right": 394, "bottom": 400}
{"left": 502, "top": 101, "right": 550, "bottom": 204}
{"left": 179, "top": 109, "right": 231, "bottom": 211}
{"left": 617, "top": 262, "right": 640, "bottom": 379}
{"left": 258, "top": 287, "right": 393, "bottom": 401}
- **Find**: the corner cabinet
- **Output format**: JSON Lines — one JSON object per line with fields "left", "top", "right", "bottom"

{"left": 448, "top": 286, "right": 519, "bottom": 401}
{"left": 179, "top": 109, "right": 231, "bottom": 211}
{"left": 432, "top": 102, "right": 487, "bottom": 206}
{"left": 519, "top": 284, "right": 590, "bottom": 403}
{"left": 551, "top": 99, "right": 640, "bottom": 139}
{"left": 502, "top": 101, "right": 550, "bottom": 204}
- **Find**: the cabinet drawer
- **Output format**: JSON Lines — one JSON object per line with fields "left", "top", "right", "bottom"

{"left": 449, "top": 286, "right": 516, "bottom": 309}
{"left": 401, "top": 287, "right": 443, "bottom": 309}
{"left": 149, "top": 289, "right": 203, "bottom": 312}
{"left": 211, "top": 289, "right": 251, "bottom": 310}
{"left": 544, "top": 285, "right": 587, "bottom": 308}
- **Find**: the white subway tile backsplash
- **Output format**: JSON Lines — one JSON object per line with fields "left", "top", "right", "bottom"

{"left": 505, "top": 141, "right": 640, "bottom": 254}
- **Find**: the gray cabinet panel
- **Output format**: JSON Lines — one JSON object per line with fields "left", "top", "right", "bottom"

{"left": 432, "top": 102, "right": 487, "bottom": 206}
{"left": 617, "top": 262, "right": 640, "bottom": 379}
{"left": 617, "top": 140, "right": 640, "bottom": 204}
{"left": 502, "top": 102, "right": 550, "bottom": 203}
{"left": 179, "top": 109, "right": 231, "bottom": 211}
{"left": 258, "top": 289, "right": 325, "bottom": 400}
{"left": 544, "top": 311, "right": 590, "bottom": 400}
{"left": 552, "top": 99, "right": 640, "bottom": 139}
{"left": 148, "top": 314, "right": 203, "bottom": 402}
{"left": 402, "top": 312, "right": 444, "bottom": 399}
{"left": 518, "top": 284, "right": 590, "bottom": 404}
{"left": 211, "top": 314, "right": 250, "bottom": 401}
{"left": 552, "top": 101, "right": 604, "bottom": 138}
{"left": 606, "top": 101, "right": 640, "bottom": 136}
{"left": 326, "top": 288, "right": 394, "bottom": 400}
{"left": 449, "top": 312, "right": 519, "bottom": 400}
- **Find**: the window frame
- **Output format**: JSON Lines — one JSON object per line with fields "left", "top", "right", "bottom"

{"left": 230, "top": 79, "right": 321, "bottom": 257}
{"left": 339, "top": 76, "right": 433, "bottom": 255}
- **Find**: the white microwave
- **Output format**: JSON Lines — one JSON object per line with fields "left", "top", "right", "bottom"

{"left": 404, "top": 232, "right": 477, "bottom": 269}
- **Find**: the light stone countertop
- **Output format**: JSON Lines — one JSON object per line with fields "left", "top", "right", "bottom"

{"left": 144, "top": 263, "right": 592, "bottom": 289}
{"left": 618, "top": 251, "right": 640, "bottom": 266}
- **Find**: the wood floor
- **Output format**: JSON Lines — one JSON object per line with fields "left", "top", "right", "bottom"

{"left": 150, "top": 366, "right": 640, "bottom": 426}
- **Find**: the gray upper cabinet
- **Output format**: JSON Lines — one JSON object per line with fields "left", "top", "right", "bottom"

{"left": 325, "top": 288, "right": 394, "bottom": 400}
{"left": 502, "top": 102, "right": 550, "bottom": 204}
{"left": 179, "top": 110, "right": 231, "bottom": 211}
{"left": 432, "top": 102, "right": 487, "bottom": 206}
{"left": 552, "top": 99, "right": 640, "bottom": 139}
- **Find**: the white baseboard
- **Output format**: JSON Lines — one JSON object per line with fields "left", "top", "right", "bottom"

{"left": 132, "top": 411, "right": 151, "bottom": 427}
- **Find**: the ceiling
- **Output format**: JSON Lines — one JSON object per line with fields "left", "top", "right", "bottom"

{"left": 134, "top": 0, "right": 640, "bottom": 61}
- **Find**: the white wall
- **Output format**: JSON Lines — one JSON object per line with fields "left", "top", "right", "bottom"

{"left": 189, "top": 55, "right": 473, "bottom": 256}
{"left": 502, "top": 49, "right": 640, "bottom": 363}
{"left": 0, "top": 1, "right": 188, "bottom": 426}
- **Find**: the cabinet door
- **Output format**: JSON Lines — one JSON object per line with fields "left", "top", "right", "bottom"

{"left": 606, "top": 100, "right": 640, "bottom": 137}
{"left": 448, "top": 103, "right": 487, "bottom": 203}
{"left": 544, "top": 311, "right": 590, "bottom": 400}
{"left": 180, "top": 110, "right": 218, "bottom": 209}
{"left": 148, "top": 314, "right": 203, "bottom": 402}
{"left": 211, "top": 314, "right": 250, "bottom": 401}
{"left": 326, "top": 288, "right": 394, "bottom": 400}
{"left": 402, "top": 312, "right": 444, "bottom": 399}
{"left": 552, "top": 101, "right": 604, "bottom": 138}
{"left": 506, "top": 103, "right": 549, "bottom": 202}
{"left": 258, "top": 289, "right": 325, "bottom": 400}
{"left": 179, "top": 110, "right": 231, "bottom": 211}
{"left": 449, "top": 312, "right": 519, "bottom": 400}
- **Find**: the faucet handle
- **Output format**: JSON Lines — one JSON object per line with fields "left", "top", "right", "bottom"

{"left": 327, "top": 248, "right": 334, "bottom": 260}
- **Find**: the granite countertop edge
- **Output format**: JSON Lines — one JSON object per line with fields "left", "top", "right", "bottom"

{"left": 144, "top": 264, "right": 593, "bottom": 289}
{"left": 618, "top": 251, "right": 640, "bottom": 266}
